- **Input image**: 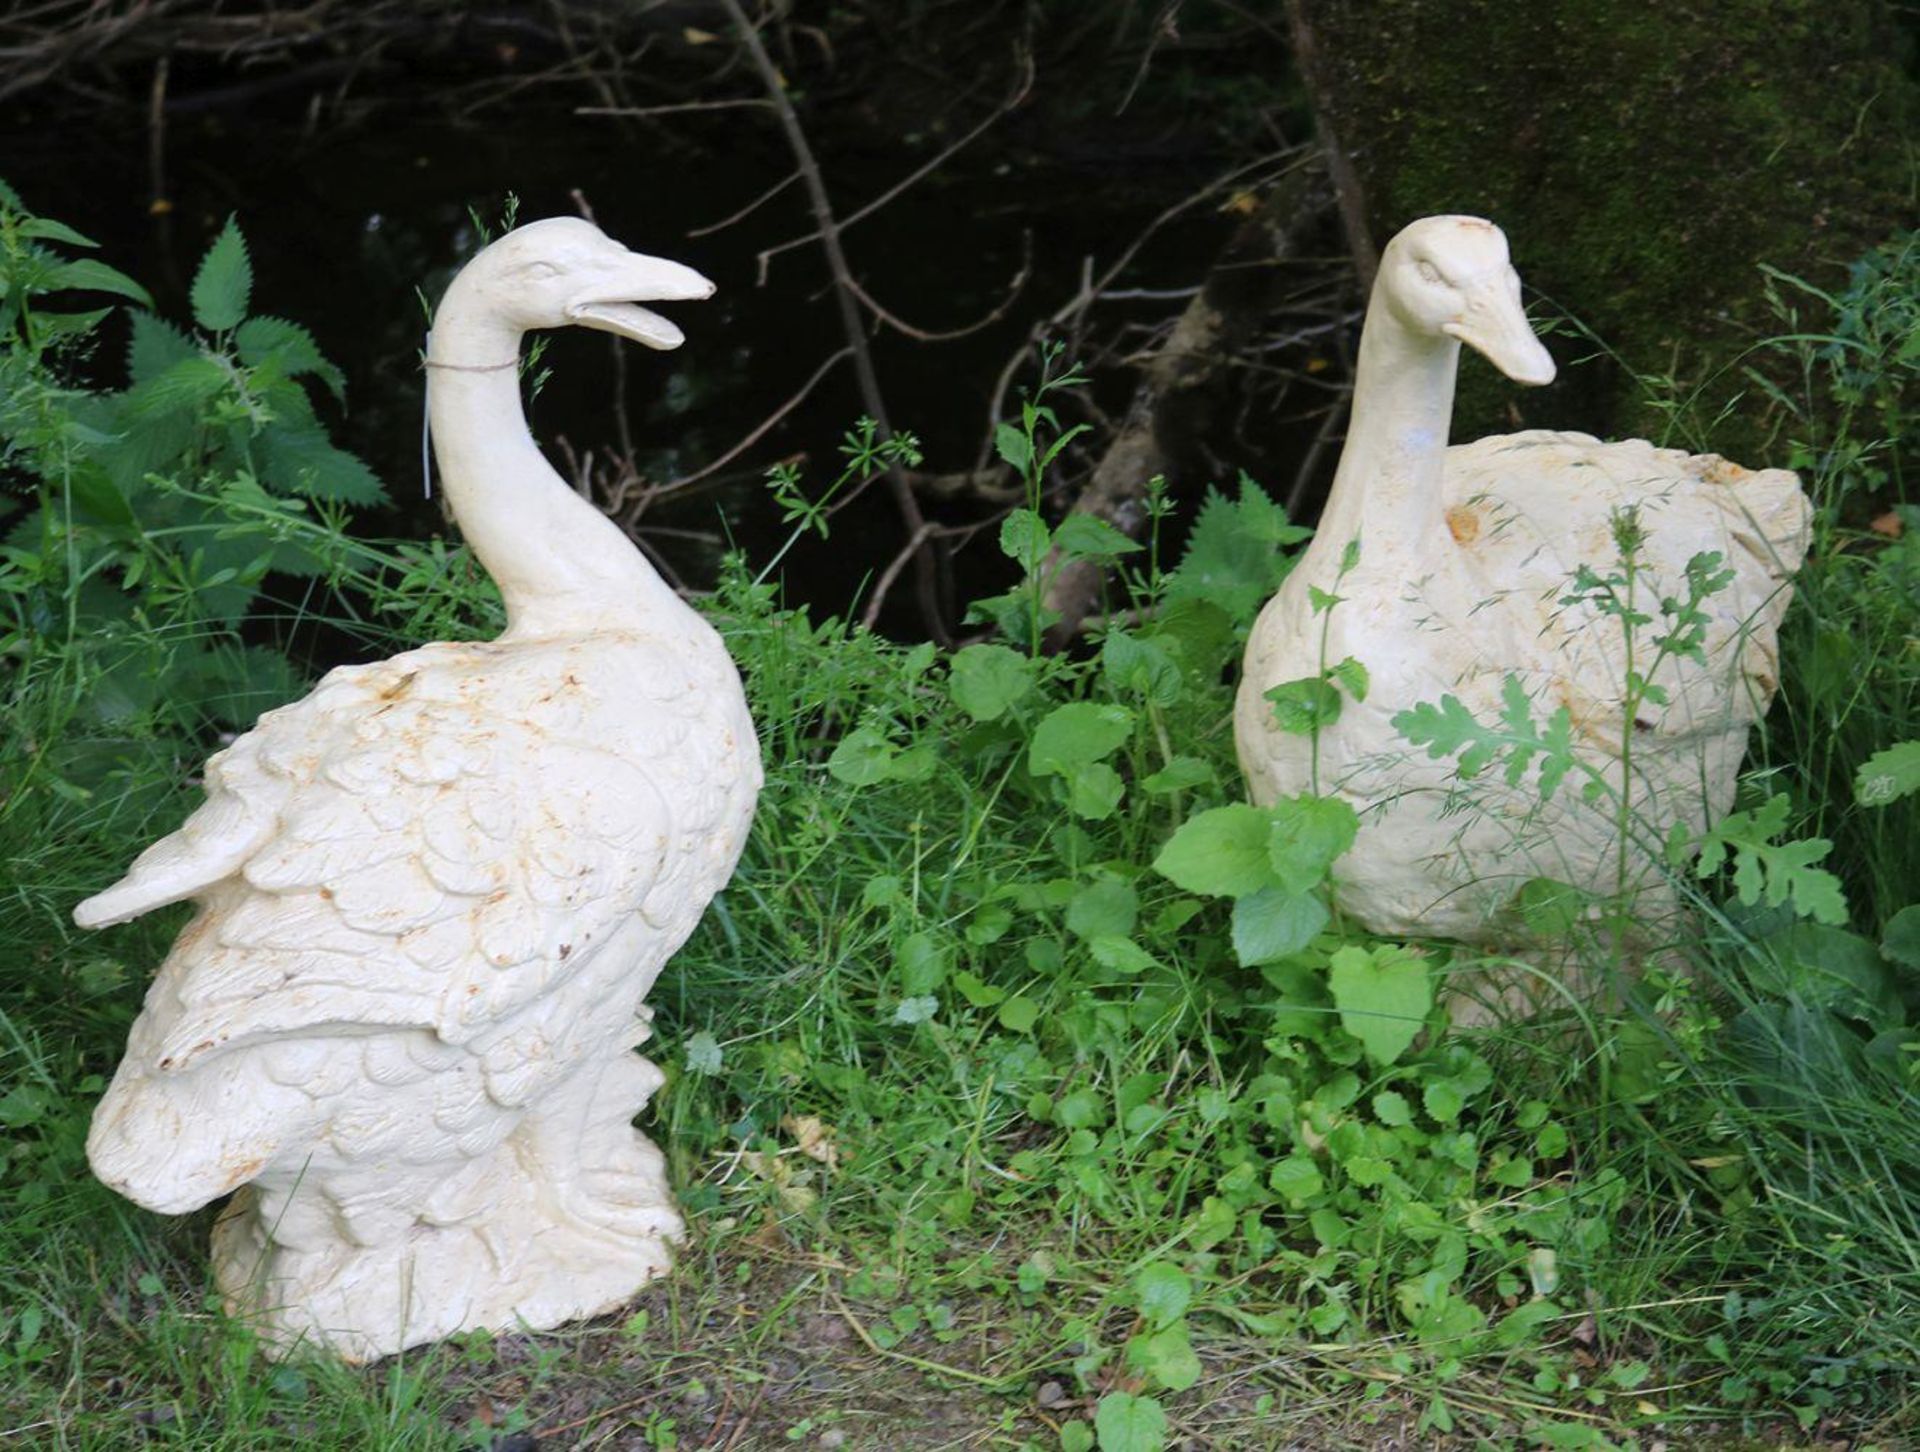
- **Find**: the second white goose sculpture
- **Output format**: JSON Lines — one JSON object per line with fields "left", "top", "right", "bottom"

{"left": 75, "top": 218, "right": 761, "bottom": 1360}
{"left": 1235, "top": 216, "right": 1809, "bottom": 948}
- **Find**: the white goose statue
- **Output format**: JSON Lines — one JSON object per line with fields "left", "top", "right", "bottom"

{"left": 75, "top": 218, "right": 762, "bottom": 1361}
{"left": 1235, "top": 215, "right": 1809, "bottom": 948}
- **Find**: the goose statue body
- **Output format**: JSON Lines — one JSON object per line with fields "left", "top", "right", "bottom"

{"left": 1235, "top": 216, "right": 1809, "bottom": 947}
{"left": 75, "top": 218, "right": 761, "bottom": 1361}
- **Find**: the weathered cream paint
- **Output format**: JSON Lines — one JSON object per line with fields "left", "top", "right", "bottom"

{"left": 75, "top": 219, "right": 761, "bottom": 1361}
{"left": 1235, "top": 216, "right": 1809, "bottom": 948}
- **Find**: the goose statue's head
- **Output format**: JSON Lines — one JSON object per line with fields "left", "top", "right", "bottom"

{"left": 442, "top": 216, "right": 714, "bottom": 351}
{"left": 1377, "top": 215, "right": 1556, "bottom": 387}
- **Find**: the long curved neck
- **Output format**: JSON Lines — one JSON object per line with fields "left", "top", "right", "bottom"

{"left": 1298, "top": 287, "right": 1460, "bottom": 590}
{"left": 427, "top": 302, "right": 679, "bottom": 640}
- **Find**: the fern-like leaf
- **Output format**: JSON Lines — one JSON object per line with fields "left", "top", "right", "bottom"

{"left": 1392, "top": 677, "right": 1580, "bottom": 801}
{"left": 1693, "top": 794, "right": 1848, "bottom": 925}
{"left": 1854, "top": 740, "right": 1920, "bottom": 807}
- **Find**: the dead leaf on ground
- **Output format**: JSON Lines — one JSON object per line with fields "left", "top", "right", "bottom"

{"left": 781, "top": 1114, "right": 841, "bottom": 1169}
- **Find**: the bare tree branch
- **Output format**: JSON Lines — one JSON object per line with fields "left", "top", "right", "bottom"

{"left": 753, "top": 46, "right": 1035, "bottom": 281}
{"left": 717, "top": 0, "right": 950, "bottom": 643}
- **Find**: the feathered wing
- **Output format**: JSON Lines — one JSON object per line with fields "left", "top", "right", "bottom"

{"left": 94, "top": 636, "right": 748, "bottom": 1076}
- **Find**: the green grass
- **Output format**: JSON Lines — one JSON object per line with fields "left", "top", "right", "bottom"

{"left": 1, "top": 205, "right": 1915, "bottom": 1449}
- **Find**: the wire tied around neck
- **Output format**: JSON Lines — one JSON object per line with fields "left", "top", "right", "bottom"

{"left": 419, "top": 331, "right": 521, "bottom": 499}
{"left": 422, "top": 356, "right": 519, "bottom": 372}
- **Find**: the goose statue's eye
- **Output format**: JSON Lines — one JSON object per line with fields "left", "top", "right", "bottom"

{"left": 1416, "top": 260, "right": 1442, "bottom": 286}
{"left": 521, "top": 260, "right": 561, "bottom": 280}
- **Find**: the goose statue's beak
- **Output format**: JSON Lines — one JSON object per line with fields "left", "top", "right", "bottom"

{"left": 1444, "top": 272, "right": 1556, "bottom": 387}
{"left": 567, "top": 252, "right": 715, "bottom": 351}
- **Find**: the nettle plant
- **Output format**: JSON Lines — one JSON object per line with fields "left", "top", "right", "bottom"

{"left": 1, "top": 187, "right": 507, "bottom": 806}
{"left": 1, "top": 189, "right": 386, "bottom": 751}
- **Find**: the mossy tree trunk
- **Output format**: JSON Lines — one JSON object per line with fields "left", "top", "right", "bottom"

{"left": 1291, "top": 0, "right": 1914, "bottom": 455}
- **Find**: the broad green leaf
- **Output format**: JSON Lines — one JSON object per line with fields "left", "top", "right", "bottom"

{"left": 993, "top": 421, "right": 1032, "bottom": 474}
{"left": 1129, "top": 1324, "right": 1200, "bottom": 1392}
{"left": 1141, "top": 756, "right": 1213, "bottom": 793}
{"left": 897, "top": 932, "right": 948, "bottom": 995}
{"left": 1056, "top": 1088, "right": 1107, "bottom": 1129}
{"left": 1029, "top": 702, "right": 1133, "bottom": 776}
{"left": 1102, "top": 631, "right": 1180, "bottom": 705}
{"left": 1133, "top": 1261, "right": 1191, "bottom": 1328}
{"left": 32, "top": 307, "right": 111, "bottom": 342}
{"left": 1054, "top": 512, "right": 1141, "bottom": 559}
{"left": 1422, "top": 1080, "right": 1464, "bottom": 1123}
{"left": 1883, "top": 905, "right": 1920, "bottom": 971}
{"left": 1327, "top": 945, "right": 1432, "bottom": 1066}
{"left": 43, "top": 258, "right": 152, "bottom": 307}
{"left": 1268, "top": 1155, "right": 1323, "bottom": 1205}
{"left": 1328, "top": 655, "right": 1369, "bottom": 703}
{"left": 1373, "top": 1091, "right": 1412, "bottom": 1126}
{"left": 997, "top": 996, "right": 1039, "bottom": 1033}
{"left": 19, "top": 216, "right": 98, "bottom": 248}
{"left": 1855, "top": 740, "right": 1920, "bottom": 806}
{"left": 951, "top": 970, "right": 1006, "bottom": 1007}
{"left": 1266, "top": 793, "right": 1358, "bottom": 895}
{"left": 962, "top": 901, "right": 1013, "bottom": 945}
{"left": 1139, "top": 596, "right": 1235, "bottom": 676}
{"left": 1513, "top": 877, "right": 1587, "bottom": 937}
{"left": 1765, "top": 925, "right": 1899, "bottom": 1025}
{"left": 827, "top": 726, "right": 896, "bottom": 785}
{"left": 1526, "top": 1423, "right": 1625, "bottom": 1452}
{"left": 1265, "top": 675, "right": 1342, "bottom": 734}
{"left": 1153, "top": 803, "right": 1274, "bottom": 898}
{"left": 191, "top": 216, "right": 252, "bottom": 331}
{"left": 999, "top": 508, "right": 1049, "bottom": 569}
{"left": 1231, "top": 886, "right": 1327, "bottom": 965}
{"left": 1087, "top": 936, "right": 1162, "bottom": 975}
{"left": 1067, "top": 761, "right": 1126, "bottom": 819}
{"left": 1094, "top": 1391, "right": 1167, "bottom": 1452}
{"left": 1492, "top": 1298, "right": 1562, "bottom": 1349}
{"left": 948, "top": 643, "right": 1034, "bottom": 721}
{"left": 1066, "top": 879, "right": 1138, "bottom": 941}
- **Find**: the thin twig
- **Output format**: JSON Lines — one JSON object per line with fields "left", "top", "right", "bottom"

{"left": 753, "top": 45, "right": 1035, "bottom": 280}
{"left": 971, "top": 145, "right": 1310, "bottom": 473}
{"left": 576, "top": 96, "right": 772, "bottom": 117}
{"left": 687, "top": 169, "right": 803, "bottom": 238}
{"left": 844, "top": 235, "right": 1031, "bottom": 342}
{"left": 656, "top": 346, "right": 854, "bottom": 495}
{"left": 1283, "top": 0, "right": 1377, "bottom": 288}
